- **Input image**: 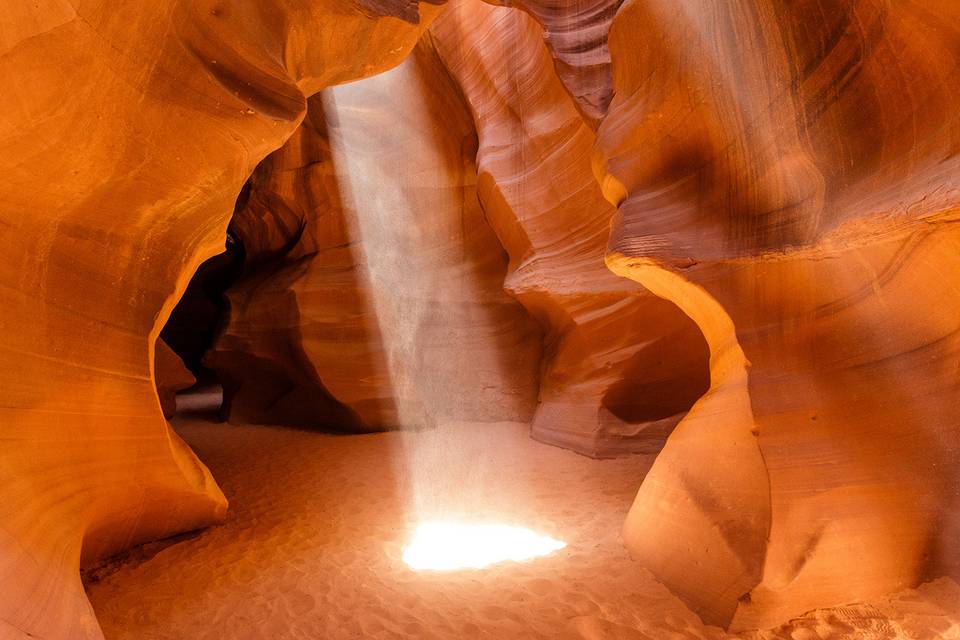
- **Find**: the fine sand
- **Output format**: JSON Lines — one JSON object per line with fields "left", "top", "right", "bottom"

{"left": 85, "top": 395, "right": 960, "bottom": 640}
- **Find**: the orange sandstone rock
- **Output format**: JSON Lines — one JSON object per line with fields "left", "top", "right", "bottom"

{"left": 596, "top": 0, "right": 960, "bottom": 629}
{"left": 428, "top": 0, "right": 710, "bottom": 457}
{"left": 3, "top": 0, "right": 956, "bottom": 636}
{"left": 490, "top": 0, "right": 622, "bottom": 126}
{"left": 209, "top": 1, "right": 708, "bottom": 453}
{"left": 0, "top": 2, "right": 440, "bottom": 638}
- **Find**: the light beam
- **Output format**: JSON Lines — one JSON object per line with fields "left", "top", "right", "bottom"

{"left": 402, "top": 521, "right": 566, "bottom": 571}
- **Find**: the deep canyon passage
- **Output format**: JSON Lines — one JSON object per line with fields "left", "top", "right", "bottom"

{"left": 2, "top": 0, "right": 960, "bottom": 638}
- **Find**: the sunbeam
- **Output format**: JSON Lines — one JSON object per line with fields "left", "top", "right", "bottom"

{"left": 402, "top": 521, "right": 566, "bottom": 571}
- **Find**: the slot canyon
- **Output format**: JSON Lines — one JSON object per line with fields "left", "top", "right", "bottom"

{"left": 2, "top": 1, "right": 959, "bottom": 639}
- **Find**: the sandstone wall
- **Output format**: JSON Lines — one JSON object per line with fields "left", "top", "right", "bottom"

{"left": 0, "top": 2, "right": 440, "bottom": 637}
{"left": 429, "top": 1, "right": 710, "bottom": 457}
{"left": 597, "top": 0, "right": 960, "bottom": 628}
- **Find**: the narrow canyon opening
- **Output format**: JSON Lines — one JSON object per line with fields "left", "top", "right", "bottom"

{"left": 155, "top": 228, "right": 245, "bottom": 416}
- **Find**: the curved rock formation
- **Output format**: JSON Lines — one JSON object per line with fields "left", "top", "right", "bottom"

{"left": 209, "top": 0, "right": 708, "bottom": 454}
{"left": 597, "top": 0, "right": 960, "bottom": 629}
{"left": 5, "top": 0, "right": 958, "bottom": 636}
{"left": 0, "top": 2, "right": 440, "bottom": 637}
{"left": 209, "top": 41, "right": 541, "bottom": 430}
{"left": 491, "top": 0, "right": 622, "bottom": 126}
{"left": 428, "top": 0, "right": 710, "bottom": 457}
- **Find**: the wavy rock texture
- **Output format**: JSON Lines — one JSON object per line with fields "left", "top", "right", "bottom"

{"left": 6, "top": 0, "right": 958, "bottom": 636}
{"left": 0, "top": 2, "right": 439, "bottom": 638}
{"left": 596, "top": 0, "right": 960, "bottom": 629}
{"left": 491, "top": 0, "right": 622, "bottom": 126}
{"left": 209, "top": 40, "right": 541, "bottom": 430}
{"left": 427, "top": 0, "right": 710, "bottom": 457}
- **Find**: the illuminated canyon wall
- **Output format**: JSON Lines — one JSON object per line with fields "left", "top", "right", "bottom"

{"left": 427, "top": 2, "right": 710, "bottom": 457}
{"left": 0, "top": 1, "right": 440, "bottom": 638}
{"left": 211, "top": 1, "right": 709, "bottom": 456}
{"left": 599, "top": 0, "right": 960, "bottom": 630}
{"left": 1, "top": 0, "right": 958, "bottom": 637}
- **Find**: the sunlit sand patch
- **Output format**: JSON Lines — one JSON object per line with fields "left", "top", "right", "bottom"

{"left": 402, "top": 521, "right": 566, "bottom": 571}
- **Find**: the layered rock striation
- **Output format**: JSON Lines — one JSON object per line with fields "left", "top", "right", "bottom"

{"left": 209, "top": 0, "right": 709, "bottom": 457}
{"left": 428, "top": 0, "right": 710, "bottom": 457}
{"left": 490, "top": 0, "right": 623, "bottom": 126}
{"left": 597, "top": 0, "right": 960, "bottom": 629}
{"left": 0, "top": 1, "right": 440, "bottom": 637}
{"left": 2, "top": 0, "right": 958, "bottom": 637}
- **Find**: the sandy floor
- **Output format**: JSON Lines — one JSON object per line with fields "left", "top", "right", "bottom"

{"left": 85, "top": 398, "right": 960, "bottom": 640}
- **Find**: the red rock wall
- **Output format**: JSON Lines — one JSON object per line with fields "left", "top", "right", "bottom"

{"left": 598, "top": 0, "right": 960, "bottom": 629}
{"left": 205, "top": 106, "right": 399, "bottom": 430}
{"left": 0, "top": 2, "right": 439, "bottom": 638}
{"left": 491, "top": 0, "right": 622, "bottom": 126}
{"left": 428, "top": 0, "right": 710, "bottom": 457}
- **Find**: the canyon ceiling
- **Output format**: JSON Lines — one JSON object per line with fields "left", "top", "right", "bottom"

{"left": 1, "top": 0, "right": 958, "bottom": 639}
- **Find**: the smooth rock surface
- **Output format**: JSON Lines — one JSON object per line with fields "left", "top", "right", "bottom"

{"left": 3, "top": 0, "right": 959, "bottom": 636}
{"left": 0, "top": 2, "right": 440, "bottom": 637}
{"left": 492, "top": 0, "right": 622, "bottom": 126}
{"left": 210, "top": 0, "right": 708, "bottom": 456}
{"left": 429, "top": 0, "right": 710, "bottom": 457}
{"left": 596, "top": 0, "right": 960, "bottom": 629}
